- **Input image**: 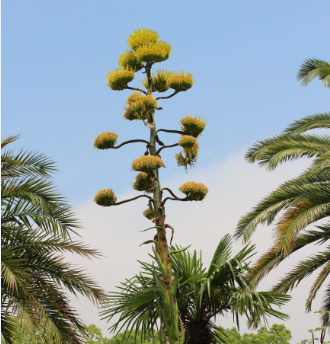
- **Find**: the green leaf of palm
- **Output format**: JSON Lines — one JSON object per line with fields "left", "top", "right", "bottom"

{"left": 297, "top": 58, "right": 330, "bottom": 88}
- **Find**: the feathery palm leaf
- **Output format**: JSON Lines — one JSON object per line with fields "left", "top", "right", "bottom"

{"left": 1, "top": 136, "right": 105, "bottom": 343}
{"left": 297, "top": 58, "right": 330, "bottom": 88}
{"left": 235, "top": 59, "right": 330, "bottom": 326}
{"left": 245, "top": 133, "right": 330, "bottom": 171}
{"left": 283, "top": 112, "right": 330, "bottom": 134}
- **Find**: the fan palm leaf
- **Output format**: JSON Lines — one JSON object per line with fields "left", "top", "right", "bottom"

{"left": 102, "top": 235, "right": 290, "bottom": 344}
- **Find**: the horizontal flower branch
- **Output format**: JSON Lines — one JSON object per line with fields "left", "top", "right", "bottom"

{"left": 156, "top": 144, "right": 179, "bottom": 155}
{"left": 157, "top": 129, "right": 185, "bottom": 135}
{"left": 156, "top": 90, "right": 180, "bottom": 100}
{"left": 161, "top": 196, "right": 190, "bottom": 206}
{"left": 112, "top": 139, "right": 150, "bottom": 149}
{"left": 111, "top": 194, "right": 153, "bottom": 206}
{"left": 161, "top": 188, "right": 181, "bottom": 199}
{"left": 125, "top": 86, "right": 147, "bottom": 95}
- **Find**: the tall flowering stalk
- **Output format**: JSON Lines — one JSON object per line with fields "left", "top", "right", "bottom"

{"left": 94, "top": 28, "right": 207, "bottom": 344}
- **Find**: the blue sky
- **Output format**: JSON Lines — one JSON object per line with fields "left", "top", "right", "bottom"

{"left": 2, "top": 0, "right": 330, "bottom": 341}
{"left": 2, "top": 0, "right": 329, "bottom": 205}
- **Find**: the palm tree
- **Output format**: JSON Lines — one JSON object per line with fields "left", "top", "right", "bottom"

{"left": 1, "top": 136, "right": 105, "bottom": 344}
{"left": 101, "top": 235, "right": 290, "bottom": 344}
{"left": 297, "top": 58, "right": 330, "bottom": 88}
{"left": 235, "top": 58, "right": 330, "bottom": 326}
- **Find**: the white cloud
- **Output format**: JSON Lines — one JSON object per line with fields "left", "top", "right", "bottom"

{"left": 69, "top": 151, "right": 327, "bottom": 343}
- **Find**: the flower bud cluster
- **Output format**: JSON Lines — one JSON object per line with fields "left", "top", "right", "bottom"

{"left": 94, "top": 132, "right": 118, "bottom": 149}
{"left": 180, "top": 115, "right": 206, "bottom": 138}
{"left": 133, "top": 172, "right": 153, "bottom": 193}
{"left": 94, "top": 189, "right": 117, "bottom": 206}
{"left": 106, "top": 69, "right": 134, "bottom": 91}
{"left": 179, "top": 182, "right": 208, "bottom": 201}
{"left": 176, "top": 135, "right": 200, "bottom": 169}
{"left": 124, "top": 93, "right": 157, "bottom": 121}
{"left": 132, "top": 155, "right": 165, "bottom": 173}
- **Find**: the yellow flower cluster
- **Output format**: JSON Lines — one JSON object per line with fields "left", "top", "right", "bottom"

{"left": 180, "top": 115, "right": 206, "bottom": 138}
{"left": 94, "top": 132, "right": 118, "bottom": 150}
{"left": 143, "top": 208, "right": 154, "bottom": 220}
{"left": 128, "top": 28, "right": 159, "bottom": 51}
{"left": 167, "top": 70, "right": 194, "bottom": 92}
{"left": 179, "top": 182, "right": 208, "bottom": 201}
{"left": 124, "top": 93, "right": 157, "bottom": 121}
{"left": 176, "top": 135, "right": 199, "bottom": 169}
{"left": 133, "top": 172, "right": 153, "bottom": 193}
{"left": 135, "top": 41, "right": 172, "bottom": 63}
{"left": 141, "top": 69, "right": 172, "bottom": 93}
{"left": 178, "top": 135, "right": 197, "bottom": 148}
{"left": 106, "top": 68, "right": 134, "bottom": 91}
{"left": 94, "top": 189, "right": 117, "bottom": 206}
{"left": 132, "top": 155, "right": 164, "bottom": 173}
{"left": 118, "top": 50, "right": 143, "bottom": 72}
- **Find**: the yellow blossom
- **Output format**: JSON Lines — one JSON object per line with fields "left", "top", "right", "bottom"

{"left": 179, "top": 182, "right": 208, "bottom": 201}
{"left": 94, "top": 189, "right": 117, "bottom": 206}
{"left": 132, "top": 155, "right": 165, "bottom": 173}
{"left": 127, "top": 28, "right": 159, "bottom": 51}
{"left": 106, "top": 68, "right": 134, "bottom": 91}
{"left": 94, "top": 132, "right": 118, "bottom": 150}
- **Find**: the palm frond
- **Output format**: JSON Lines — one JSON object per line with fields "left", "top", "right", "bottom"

{"left": 235, "top": 171, "right": 330, "bottom": 242}
{"left": 297, "top": 58, "right": 330, "bottom": 88}
{"left": 274, "top": 199, "right": 330, "bottom": 255}
{"left": 1, "top": 136, "right": 105, "bottom": 343}
{"left": 306, "top": 260, "right": 330, "bottom": 312}
{"left": 230, "top": 290, "right": 290, "bottom": 330}
{"left": 320, "top": 283, "right": 330, "bottom": 326}
{"left": 246, "top": 226, "right": 330, "bottom": 288}
{"left": 272, "top": 248, "right": 330, "bottom": 294}
{"left": 245, "top": 133, "right": 330, "bottom": 171}
{"left": 283, "top": 112, "right": 330, "bottom": 134}
{"left": 1, "top": 135, "right": 20, "bottom": 150}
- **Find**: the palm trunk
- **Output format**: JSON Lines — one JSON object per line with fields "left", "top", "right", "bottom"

{"left": 184, "top": 319, "right": 214, "bottom": 344}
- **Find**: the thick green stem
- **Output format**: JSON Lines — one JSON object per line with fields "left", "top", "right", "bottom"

{"left": 146, "top": 63, "right": 180, "bottom": 344}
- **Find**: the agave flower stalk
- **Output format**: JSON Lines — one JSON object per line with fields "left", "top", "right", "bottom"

{"left": 94, "top": 28, "right": 208, "bottom": 344}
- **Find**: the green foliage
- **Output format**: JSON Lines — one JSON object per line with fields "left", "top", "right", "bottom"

{"left": 109, "top": 330, "right": 160, "bottom": 344}
{"left": 83, "top": 324, "right": 110, "bottom": 344}
{"left": 234, "top": 58, "right": 330, "bottom": 327}
{"left": 216, "top": 324, "right": 291, "bottom": 344}
{"left": 81, "top": 325, "right": 160, "bottom": 344}
{"left": 297, "top": 58, "right": 330, "bottom": 88}
{"left": 296, "top": 311, "right": 330, "bottom": 344}
{"left": 101, "top": 235, "right": 290, "bottom": 344}
{"left": 1, "top": 136, "right": 105, "bottom": 344}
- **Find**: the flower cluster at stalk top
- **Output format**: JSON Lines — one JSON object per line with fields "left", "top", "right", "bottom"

{"left": 179, "top": 182, "right": 208, "bottom": 201}
{"left": 105, "top": 27, "right": 195, "bottom": 97}
{"left": 94, "top": 189, "right": 117, "bottom": 206}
